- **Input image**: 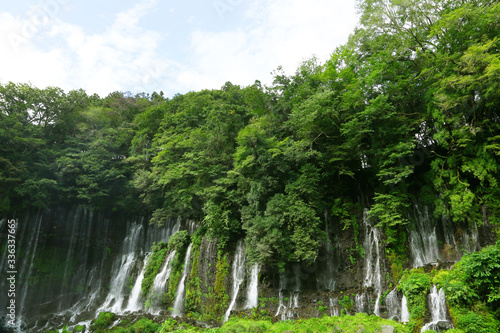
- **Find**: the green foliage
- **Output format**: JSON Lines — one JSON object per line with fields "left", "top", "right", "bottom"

{"left": 460, "top": 244, "right": 500, "bottom": 308}
{"left": 141, "top": 242, "right": 168, "bottom": 296}
{"left": 128, "top": 318, "right": 160, "bottom": 333}
{"left": 90, "top": 312, "right": 117, "bottom": 332}
{"left": 74, "top": 325, "right": 85, "bottom": 333}
{"left": 433, "top": 243, "right": 500, "bottom": 331}
{"left": 203, "top": 200, "right": 240, "bottom": 250}
{"left": 315, "top": 300, "right": 328, "bottom": 315}
{"left": 243, "top": 192, "right": 325, "bottom": 268}
{"left": 456, "top": 312, "right": 500, "bottom": 333}
{"left": 398, "top": 268, "right": 431, "bottom": 326}
{"left": 185, "top": 240, "right": 202, "bottom": 314}
{"left": 202, "top": 253, "right": 229, "bottom": 322}
{"left": 209, "top": 313, "right": 409, "bottom": 333}
{"left": 338, "top": 295, "right": 355, "bottom": 312}
{"left": 168, "top": 231, "right": 191, "bottom": 254}
{"left": 385, "top": 227, "right": 407, "bottom": 283}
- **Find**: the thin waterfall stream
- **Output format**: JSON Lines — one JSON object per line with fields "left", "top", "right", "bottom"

{"left": 224, "top": 241, "right": 246, "bottom": 322}
{"left": 172, "top": 243, "right": 193, "bottom": 317}
{"left": 245, "top": 264, "right": 259, "bottom": 309}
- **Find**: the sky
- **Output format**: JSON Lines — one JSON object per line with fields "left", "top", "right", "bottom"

{"left": 0, "top": 0, "right": 358, "bottom": 98}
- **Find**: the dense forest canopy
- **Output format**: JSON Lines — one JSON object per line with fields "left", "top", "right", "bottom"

{"left": 1, "top": 0, "right": 499, "bottom": 270}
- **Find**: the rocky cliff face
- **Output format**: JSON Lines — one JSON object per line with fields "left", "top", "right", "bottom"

{"left": 0, "top": 203, "right": 495, "bottom": 332}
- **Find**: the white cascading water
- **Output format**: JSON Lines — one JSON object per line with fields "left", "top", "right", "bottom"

{"left": 275, "top": 268, "right": 300, "bottom": 320}
{"left": 329, "top": 298, "right": 340, "bottom": 316}
{"left": 148, "top": 250, "right": 177, "bottom": 314}
{"left": 98, "top": 223, "right": 144, "bottom": 313}
{"left": 245, "top": 264, "right": 259, "bottom": 309}
{"left": 401, "top": 295, "right": 410, "bottom": 323}
{"left": 408, "top": 205, "right": 440, "bottom": 267}
{"left": 0, "top": 219, "right": 7, "bottom": 273}
{"left": 171, "top": 243, "right": 193, "bottom": 317}
{"left": 319, "top": 211, "right": 338, "bottom": 291}
{"left": 144, "top": 220, "right": 180, "bottom": 252}
{"left": 385, "top": 289, "right": 401, "bottom": 321}
{"left": 224, "top": 241, "right": 246, "bottom": 322}
{"left": 125, "top": 253, "right": 151, "bottom": 312}
{"left": 17, "top": 212, "right": 44, "bottom": 328}
{"left": 362, "top": 208, "right": 383, "bottom": 315}
{"left": 355, "top": 293, "right": 367, "bottom": 313}
{"left": 277, "top": 292, "right": 299, "bottom": 320}
{"left": 421, "top": 285, "right": 453, "bottom": 332}
{"left": 0, "top": 208, "right": 182, "bottom": 332}
{"left": 442, "top": 215, "right": 479, "bottom": 261}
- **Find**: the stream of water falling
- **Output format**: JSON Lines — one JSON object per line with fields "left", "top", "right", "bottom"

{"left": 224, "top": 241, "right": 246, "bottom": 322}
{"left": 245, "top": 264, "right": 259, "bottom": 309}
{"left": 401, "top": 295, "right": 410, "bottom": 323}
{"left": 275, "top": 268, "right": 301, "bottom": 320}
{"left": 172, "top": 243, "right": 193, "bottom": 317}
{"left": 329, "top": 298, "right": 340, "bottom": 316}
{"left": 385, "top": 289, "right": 400, "bottom": 321}
{"left": 421, "top": 285, "right": 453, "bottom": 332}
{"left": 98, "top": 223, "right": 144, "bottom": 313}
{"left": 319, "top": 211, "right": 338, "bottom": 291}
{"left": 17, "top": 212, "right": 44, "bottom": 328}
{"left": 125, "top": 253, "right": 151, "bottom": 312}
{"left": 148, "top": 250, "right": 177, "bottom": 314}
{"left": 362, "top": 209, "right": 382, "bottom": 315}
{"left": 276, "top": 291, "right": 299, "bottom": 320}
{"left": 408, "top": 205, "right": 440, "bottom": 267}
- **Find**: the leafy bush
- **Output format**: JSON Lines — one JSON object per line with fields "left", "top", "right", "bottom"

{"left": 398, "top": 269, "right": 431, "bottom": 320}
{"left": 432, "top": 243, "right": 500, "bottom": 332}
{"left": 460, "top": 244, "right": 500, "bottom": 311}
{"left": 168, "top": 230, "right": 191, "bottom": 253}
{"left": 129, "top": 318, "right": 160, "bottom": 333}
{"left": 338, "top": 295, "right": 354, "bottom": 311}
{"left": 141, "top": 241, "right": 168, "bottom": 296}
{"left": 74, "top": 326, "right": 85, "bottom": 333}
{"left": 432, "top": 269, "right": 476, "bottom": 307}
{"left": 90, "top": 312, "right": 117, "bottom": 332}
{"left": 456, "top": 311, "right": 499, "bottom": 333}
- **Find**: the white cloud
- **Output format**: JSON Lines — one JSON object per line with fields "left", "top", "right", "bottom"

{"left": 183, "top": 0, "right": 357, "bottom": 90}
{"left": 0, "top": 11, "right": 69, "bottom": 88}
{"left": 0, "top": 0, "right": 183, "bottom": 96}
{"left": 0, "top": 0, "right": 358, "bottom": 96}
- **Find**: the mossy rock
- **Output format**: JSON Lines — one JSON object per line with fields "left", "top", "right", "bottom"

{"left": 73, "top": 325, "right": 86, "bottom": 333}
{"left": 89, "top": 312, "right": 117, "bottom": 332}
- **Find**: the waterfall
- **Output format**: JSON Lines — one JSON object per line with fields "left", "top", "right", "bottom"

{"left": 224, "top": 241, "right": 246, "bottom": 322}
{"left": 144, "top": 219, "right": 180, "bottom": 251}
{"left": 245, "top": 264, "right": 259, "bottom": 309}
{"left": 98, "top": 223, "right": 144, "bottom": 313}
{"left": 362, "top": 209, "right": 383, "bottom": 315}
{"left": 17, "top": 212, "right": 44, "bottom": 328}
{"left": 148, "top": 250, "right": 177, "bottom": 314}
{"left": 355, "top": 293, "right": 368, "bottom": 313}
{"left": 172, "top": 243, "right": 193, "bottom": 317}
{"left": 317, "top": 211, "right": 338, "bottom": 291}
{"left": 408, "top": 205, "right": 440, "bottom": 267}
{"left": 442, "top": 215, "right": 479, "bottom": 259}
{"left": 329, "top": 298, "right": 340, "bottom": 316}
{"left": 385, "top": 289, "right": 401, "bottom": 321}
{"left": 0, "top": 218, "right": 8, "bottom": 274}
{"left": 401, "top": 295, "right": 410, "bottom": 323}
{"left": 276, "top": 292, "right": 299, "bottom": 320}
{"left": 125, "top": 253, "right": 151, "bottom": 312}
{"left": 421, "top": 285, "right": 453, "bottom": 332}
{"left": 0, "top": 207, "right": 181, "bottom": 332}
{"left": 98, "top": 217, "right": 179, "bottom": 314}
{"left": 275, "top": 268, "right": 300, "bottom": 320}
